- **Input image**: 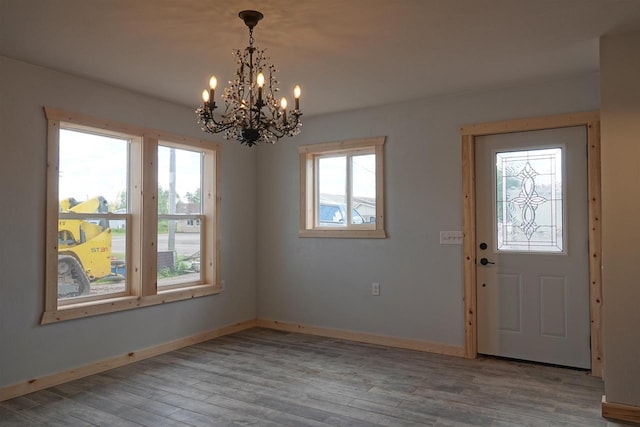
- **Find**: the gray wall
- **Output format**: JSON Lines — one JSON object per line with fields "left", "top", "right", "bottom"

{"left": 0, "top": 54, "right": 610, "bottom": 391}
{"left": 0, "top": 57, "right": 257, "bottom": 388}
{"left": 600, "top": 32, "right": 640, "bottom": 407}
{"left": 256, "top": 74, "right": 600, "bottom": 346}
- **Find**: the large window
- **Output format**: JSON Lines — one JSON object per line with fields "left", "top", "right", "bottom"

{"left": 44, "top": 108, "right": 221, "bottom": 323}
{"left": 299, "top": 137, "right": 386, "bottom": 238}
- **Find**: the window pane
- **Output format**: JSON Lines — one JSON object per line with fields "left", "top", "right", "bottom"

{"left": 58, "top": 130, "right": 128, "bottom": 300}
{"left": 318, "top": 156, "right": 346, "bottom": 227}
{"left": 158, "top": 146, "right": 202, "bottom": 215}
{"left": 158, "top": 145, "right": 203, "bottom": 287}
{"left": 496, "top": 148, "right": 563, "bottom": 252}
{"left": 157, "top": 219, "right": 202, "bottom": 287}
{"left": 59, "top": 130, "right": 128, "bottom": 209}
{"left": 351, "top": 154, "right": 376, "bottom": 224}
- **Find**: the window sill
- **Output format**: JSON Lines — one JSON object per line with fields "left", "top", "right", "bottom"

{"left": 41, "top": 284, "right": 221, "bottom": 324}
{"left": 298, "top": 229, "right": 387, "bottom": 239}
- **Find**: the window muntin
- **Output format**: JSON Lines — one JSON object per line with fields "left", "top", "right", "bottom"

{"left": 495, "top": 147, "right": 564, "bottom": 253}
{"left": 44, "top": 108, "right": 221, "bottom": 323}
{"left": 299, "top": 137, "right": 385, "bottom": 238}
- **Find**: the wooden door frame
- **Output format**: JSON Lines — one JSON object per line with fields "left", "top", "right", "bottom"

{"left": 460, "top": 111, "right": 603, "bottom": 378}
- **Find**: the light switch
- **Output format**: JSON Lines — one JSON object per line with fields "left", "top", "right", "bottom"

{"left": 440, "top": 231, "right": 463, "bottom": 245}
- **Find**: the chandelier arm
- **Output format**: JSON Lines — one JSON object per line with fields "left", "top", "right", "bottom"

{"left": 201, "top": 117, "right": 235, "bottom": 134}
{"left": 206, "top": 123, "right": 234, "bottom": 134}
{"left": 208, "top": 113, "right": 233, "bottom": 128}
{"left": 197, "top": 107, "right": 242, "bottom": 136}
{"left": 266, "top": 114, "right": 302, "bottom": 139}
{"left": 199, "top": 107, "right": 236, "bottom": 129}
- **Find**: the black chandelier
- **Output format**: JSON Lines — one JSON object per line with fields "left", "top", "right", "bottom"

{"left": 196, "top": 10, "right": 302, "bottom": 147}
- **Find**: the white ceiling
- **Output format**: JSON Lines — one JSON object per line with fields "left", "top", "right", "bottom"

{"left": 2, "top": 0, "right": 640, "bottom": 117}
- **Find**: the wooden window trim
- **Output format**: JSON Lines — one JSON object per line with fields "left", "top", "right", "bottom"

{"left": 298, "top": 136, "right": 386, "bottom": 239}
{"left": 43, "top": 107, "right": 221, "bottom": 323}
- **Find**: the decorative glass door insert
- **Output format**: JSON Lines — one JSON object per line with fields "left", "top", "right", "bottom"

{"left": 495, "top": 147, "right": 563, "bottom": 253}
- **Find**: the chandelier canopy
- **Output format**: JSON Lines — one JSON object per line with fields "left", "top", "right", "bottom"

{"left": 196, "top": 10, "right": 302, "bottom": 147}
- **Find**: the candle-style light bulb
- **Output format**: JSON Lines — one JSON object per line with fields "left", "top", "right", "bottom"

{"left": 257, "top": 72, "right": 265, "bottom": 105}
{"left": 208, "top": 76, "right": 217, "bottom": 105}
{"left": 281, "top": 97, "right": 288, "bottom": 122}
{"left": 294, "top": 85, "right": 301, "bottom": 110}
{"left": 202, "top": 89, "right": 210, "bottom": 103}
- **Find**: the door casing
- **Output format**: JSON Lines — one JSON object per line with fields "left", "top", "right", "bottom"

{"left": 460, "top": 111, "right": 603, "bottom": 377}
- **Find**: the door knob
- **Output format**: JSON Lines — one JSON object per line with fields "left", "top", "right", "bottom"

{"left": 480, "top": 258, "right": 495, "bottom": 265}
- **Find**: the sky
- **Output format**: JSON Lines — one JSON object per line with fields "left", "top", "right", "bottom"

{"left": 59, "top": 127, "right": 373, "bottom": 209}
{"left": 318, "top": 153, "right": 375, "bottom": 198}
{"left": 59, "top": 129, "right": 202, "bottom": 209}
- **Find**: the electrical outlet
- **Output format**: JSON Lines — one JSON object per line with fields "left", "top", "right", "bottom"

{"left": 372, "top": 282, "right": 380, "bottom": 296}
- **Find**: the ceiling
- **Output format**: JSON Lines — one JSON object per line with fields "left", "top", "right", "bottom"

{"left": 2, "top": 0, "right": 640, "bottom": 117}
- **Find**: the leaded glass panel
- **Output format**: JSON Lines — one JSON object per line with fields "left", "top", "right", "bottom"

{"left": 495, "top": 148, "right": 563, "bottom": 252}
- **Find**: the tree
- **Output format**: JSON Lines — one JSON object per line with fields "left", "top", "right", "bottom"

{"left": 116, "top": 190, "right": 127, "bottom": 210}
{"left": 158, "top": 186, "right": 170, "bottom": 214}
{"left": 185, "top": 188, "right": 201, "bottom": 204}
{"left": 108, "top": 190, "right": 127, "bottom": 211}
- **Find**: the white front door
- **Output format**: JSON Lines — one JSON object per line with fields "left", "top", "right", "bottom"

{"left": 475, "top": 126, "right": 591, "bottom": 369}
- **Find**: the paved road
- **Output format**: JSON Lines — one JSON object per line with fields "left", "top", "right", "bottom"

{"left": 111, "top": 233, "right": 200, "bottom": 257}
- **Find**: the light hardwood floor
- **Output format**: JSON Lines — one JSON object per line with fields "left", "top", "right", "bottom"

{"left": 0, "top": 328, "right": 630, "bottom": 426}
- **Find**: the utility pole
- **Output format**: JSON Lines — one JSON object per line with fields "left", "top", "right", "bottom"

{"left": 168, "top": 148, "right": 176, "bottom": 252}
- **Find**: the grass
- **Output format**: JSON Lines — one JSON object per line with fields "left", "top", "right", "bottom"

{"left": 108, "top": 251, "right": 197, "bottom": 280}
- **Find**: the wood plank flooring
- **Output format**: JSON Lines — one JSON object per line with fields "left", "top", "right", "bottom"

{"left": 0, "top": 328, "right": 630, "bottom": 426}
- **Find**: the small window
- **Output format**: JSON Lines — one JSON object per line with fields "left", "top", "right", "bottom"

{"left": 299, "top": 137, "right": 386, "bottom": 238}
